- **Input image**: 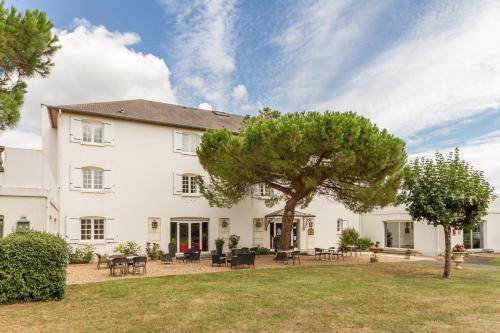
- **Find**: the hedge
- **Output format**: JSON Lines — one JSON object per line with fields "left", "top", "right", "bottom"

{"left": 0, "top": 230, "right": 68, "bottom": 304}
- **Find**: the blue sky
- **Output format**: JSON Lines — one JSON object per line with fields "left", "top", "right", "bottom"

{"left": 3, "top": 0, "right": 500, "bottom": 188}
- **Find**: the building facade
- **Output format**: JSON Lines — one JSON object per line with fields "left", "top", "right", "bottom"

{"left": 1, "top": 99, "right": 497, "bottom": 257}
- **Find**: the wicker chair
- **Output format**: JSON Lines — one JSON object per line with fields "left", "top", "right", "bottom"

{"left": 160, "top": 250, "right": 174, "bottom": 264}
{"left": 132, "top": 256, "right": 147, "bottom": 275}
{"left": 231, "top": 252, "right": 255, "bottom": 269}
{"left": 109, "top": 257, "right": 128, "bottom": 276}
{"left": 95, "top": 253, "right": 109, "bottom": 270}
{"left": 211, "top": 252, "right": 227, "bottom": 267}
{"left": 189, "top": 249, "right": 202, "bottom": 263}
{"left": 288, "top": 250, "right": 301, "bottom": 265}
{"left": 314, "top": 248, "right": 326, "bottom": 260}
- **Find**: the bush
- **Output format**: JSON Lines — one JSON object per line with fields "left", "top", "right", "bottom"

{"left": 115, "top": 241, "right": 141, "bottom": 255}
{"left": 339, "top": 227, "right": 360, "bottom": 247}
{"left": 254, "top": 247, "right": 271, "bottom": 255}
{"left": 68, "top": 244, "right": 94, "bottom": 264}
{"left": 0, "top": 230, "right": 68, "bottom": 304}
{"left": 357, "top": 237, "right": 372, "bottom": 251}
{"left": 146, "top": 242, "right": 161, "bottom": 260}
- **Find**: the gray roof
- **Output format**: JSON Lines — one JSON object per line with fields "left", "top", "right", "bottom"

{"left": 46, "top": 99, "right": 245, "bottom": 132}
{"left": 265, "top": 209, "right": 316, "bottom": 218}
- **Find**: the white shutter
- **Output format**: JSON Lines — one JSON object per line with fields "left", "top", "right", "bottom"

{"left": 69, "top": 166, "right": 82, "bottom": 190}
{"left": 173, "top": 131, "right": 183, "bottom": 152}
{"left": 70, "top": 117, "right": 82, "bottom": 142}
{"left": 173, "top": 173, "right": 183, "bottom": 195}
{"left": 105, "top": 218, "right": 118, "bottom": 242}
{"left": 104, "top": 169, "right": 114, "bottom": 191}
{"left": 191, "top": 135, "right": 200, "bottom": 153}
{"left": 66, "top": 217, "right": 81, "bottom": 243}
{"left": 103, "top": 122, "right": 114, "bottom": 145}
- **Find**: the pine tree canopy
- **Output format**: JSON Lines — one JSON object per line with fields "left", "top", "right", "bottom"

{"left": 0, "top": 1, "right": 59, "bottom": 129}
{"left": 197, "top": 108, "right": 407, "bottom": 214}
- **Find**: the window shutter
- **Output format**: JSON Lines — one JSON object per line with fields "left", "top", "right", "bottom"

{"left": 173, "top": 131, "right": 183, "bottom": 152}
{"left": 173, "top": 173, "right": 183, "bottom": 195}
{"left": 104, "top": 169, "right": 114, "bottom": 191}
{"left": 103, "top": 122, "right": 114, "bottom": 145}
{"left": 66, "top": 217, "right": 81, "bottom": 243}
{"left": 191, "top": 135, "right": 200, "bottom": 152}
{"left": 70, "top": 117, "right": 82, "bottom": 142}
{"left": 69, "top": 166, "right": 82, "bottom": 190}
{"left": 105, "top": 218, "right": 118, "bottom": 242}
{"left": 251, "top": 184, "right": 259, "bottom": 198}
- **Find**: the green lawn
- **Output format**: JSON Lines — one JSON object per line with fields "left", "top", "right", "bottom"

{"left": 490, "top": 258, "right": 500, "bottom": 266}
{"left": 1, "top": 263, "right": 499, "bottom": 333}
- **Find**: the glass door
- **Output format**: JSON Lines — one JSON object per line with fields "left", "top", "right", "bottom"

{"left": 269, "top": 220, "right": 299, "bottom": 249}
{"left": 171, "top": 221, "right": 209, "bottom": 252}
{"left": 464, "top": 223, "right": 483, "bottom": 249}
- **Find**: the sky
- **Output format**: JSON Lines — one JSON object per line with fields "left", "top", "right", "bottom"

{"left": 1, "top": 0, "right": 500, "bottom": 189}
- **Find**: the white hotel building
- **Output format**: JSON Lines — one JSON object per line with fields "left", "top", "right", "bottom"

{"left": 0, "top": 99, "right": 498, "bottom": 256}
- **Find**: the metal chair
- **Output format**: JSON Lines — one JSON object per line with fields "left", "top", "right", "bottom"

{"left": 109, "top": 257, "right": 128, "bottom": 276}
{"left": 132, "top": 256, "right": 147, "bottom": 275}
{"left": 95, "top": 253, "right": 109, "bottom": 270}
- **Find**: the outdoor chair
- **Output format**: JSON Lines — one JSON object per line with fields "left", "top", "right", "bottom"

{"left": 275, "top": 251, "right": 288, "bottom": 263}
{"left": 314, "top": 248, "right": 326, "bottom": 260}
{"left": 250, "top": 247, "right": 258, "bottom": 253}
{"left": 240, "top": 247, "right": 250, "bottom": 254}
{"left": 96, "top": 253, "right": 109, "bottom": 270}
{"left": 288, "top": 250, "right": 301, "bottom": 265}
{"left": 328, "top": 247, "right": 342, "bottom": 261}
{"left": 189, "top": 249, "right": 202, "bottom": 263}
{"left": 211, "top": 252, "right": 227, "bottom": 267}
{"left": 132, "top": 256, "right": 147, "bottom": 275}
{"left": 109, "top": 257, "right": 128, "bottom": 276}
{"left": 160, "top": 250, "right": 174, "bottom": 264}
{"left": 231, "top": 252, "right": 255, "bottom": 269}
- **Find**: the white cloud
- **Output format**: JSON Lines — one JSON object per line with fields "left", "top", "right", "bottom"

{"left": 0, "top": 130, "right": 41, "bottom": 149}
{"left": 198, "top": 102, "right": 213, "bottom": 110}
{"left": 271, "top": 0, "right": 391, "bottom": 111}
{"left": 163, "top": 0, "right": 237, "bottom": 109}
{"left": 231, "top": 84, "right": 248, "bottom": 102}
{"left": 0, "top": 20, "right": 177, "bottom": 148}
{"left": 324, "top": 1, "right": 500, "bottom": 138}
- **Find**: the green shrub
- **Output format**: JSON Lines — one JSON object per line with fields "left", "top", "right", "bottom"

{"left": 228, "top": 235, "right": 240, "bottom": 249}
{"left": 357, "top": 237, "right": 372, "bottom": 251}
{"left": 0, "top": 230, "right": 68, "bottom": 304}
{"left": 114, "top": 241, "right": 141, "bottom": 255}
{"left": 68, "top": 244, "right": 94, "bottom": 264}
{"left": 339, "top": 227, "right": 360, "bottom": 247}
{"left": 146, "top": 242, "right": 161, "bottom": 260}
{"left": 254, "top": 247, "right": 271, "bottom": 255}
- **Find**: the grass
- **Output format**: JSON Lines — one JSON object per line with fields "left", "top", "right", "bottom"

{"left": 490, "top": 258, "right": 500, "bottom": 266}
{"left": 1, "top": 263, "right": 499, "bottom": 333}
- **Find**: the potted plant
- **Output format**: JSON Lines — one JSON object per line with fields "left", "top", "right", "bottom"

{"left": 369, "top": 241, "right": 382, "bottom": 262}
{"left": 452, "top": 244, "right": 467, "bottom": 269}
{"left": 215, "top": 237, "right": 225, "bottom": 255}
{"left": 228, "top": 234, "right": 240, "bottom": 250}
{"left": 146, "top": 242, "right": 161, "bottom": 260}
{"left": 168, "top": 240, "right": 176, "bottom": 255}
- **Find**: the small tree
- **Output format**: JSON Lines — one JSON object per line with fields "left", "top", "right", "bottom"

{"left": 401, "top": 149, "right": 495, "bottom": 278}
{"left": 197, "top": 108, "right": 407, "bottom": 250}
{"left": 0, "top": 1, "right": 59, "bottom": 129}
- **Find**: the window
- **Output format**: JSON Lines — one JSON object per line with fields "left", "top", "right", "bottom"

{"left": 182, "top": 175, "right": 198, "bottom": 194}
{"left": 181, "top": 133, "right": 200, "bottom": 154}
{"left": 82, "top": 121, "right": 104, "bottom": 144}
{"left": 82, "top": 167, "right": 104, "bottom": 191}
{"left": 80, "top": 217, "right": 105, "bottom": 241}
{"left": 337, "top": 219, "right": 343, "bottom": 232}
{"left": 254, "top": 183, "right": 271, "bottom": 198}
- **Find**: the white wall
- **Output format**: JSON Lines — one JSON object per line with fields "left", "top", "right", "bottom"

{"left": 0, "top": 196, "right": 46, "bottom": 237}
{"left": 56, "top": 112, "right": 360, "bottom": 254}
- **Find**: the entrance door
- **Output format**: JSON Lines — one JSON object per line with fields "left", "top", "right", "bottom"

{"left": 269, "top": 220, "right": 299, "bottom": 249}
{"left": 171, "top": 221, "right": 209, "bottom": 253}
{"left": 464, "top": 223, "right": 484, "bottom": 249}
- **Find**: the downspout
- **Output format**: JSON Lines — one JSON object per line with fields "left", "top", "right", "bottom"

{"left": 57, "top": 109, "right": 62, "bottom": 235}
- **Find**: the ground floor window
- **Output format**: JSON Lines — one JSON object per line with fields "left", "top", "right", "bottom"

{"left": 384, "top": 221, "right": 414, "bottom": 249}
{"left": 464, "top": 222, "right": 484, "bottom": 249}
{"left": 80, "top": 217, "right": 105, "bottom": 241}
{"left": 170, "top": 221, "right": 208, "bottom": 252}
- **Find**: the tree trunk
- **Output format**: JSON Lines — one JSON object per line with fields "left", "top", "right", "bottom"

{"left": 280, "top": 200, "right": 296, "bottom": 251}
{"left": 443, "top": 225, "right": 452, "bottom": 279}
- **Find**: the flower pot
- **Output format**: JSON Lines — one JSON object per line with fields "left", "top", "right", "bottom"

{"left": 216, "top": 244, "right": 223, "bottom": 255}
{"left": 452, "top": 252, "right": 466, "bottom": 269}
